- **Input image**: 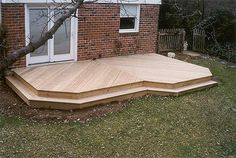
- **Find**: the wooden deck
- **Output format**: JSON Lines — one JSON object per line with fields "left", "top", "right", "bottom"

{"left": 6, "top": 53, "right": 217, "bottom": 110}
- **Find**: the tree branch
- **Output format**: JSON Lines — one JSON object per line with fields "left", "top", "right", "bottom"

{"left": 0, "top": 0, "right": 84, "bottom": 73}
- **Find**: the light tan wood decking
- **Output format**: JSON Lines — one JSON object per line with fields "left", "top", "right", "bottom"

{"left": 6, "top": 53, "right": 217, "bottom": 110}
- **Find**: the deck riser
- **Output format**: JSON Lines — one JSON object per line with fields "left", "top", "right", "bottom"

{"left": 30, "top": 91, "right": 148, "bottom": 110}
{"left": 14, "top": 72, "right": 39, "bottom": 95}
{"left": 25, "top": 83, "right": 217, "bottom": 110}
{"left": 34, "top": 76, "right": 214, "bottom": 99}
{"left": 37, "top": 82, "right": 144, "bottom": 99}
{"left": 176, "top": 83, "right": 217, "bottom": 96}
{"left": 6, "top": 79, "right": 30, "bottom": 105}
{"left": 144, "top": 76, "right": 213, "bottom": 89}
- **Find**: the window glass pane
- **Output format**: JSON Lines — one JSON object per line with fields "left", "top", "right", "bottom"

{"left": 54, "top": 10, "right": 71, "bottom": 55}
{"left": 120, "top": 17, "right": 135, "bottom": 29}
{"left": 120, "top": 5, "right": 137, "bottom": 17}
{"left": 29, "top": 9, "right": 48, "bottom": 57}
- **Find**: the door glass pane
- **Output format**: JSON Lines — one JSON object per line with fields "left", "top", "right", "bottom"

{"left": 54, "top": 10, "right": 71, "bottom": 55}
{"left": 29, "top": 9, "right": 48, "bottom": 57}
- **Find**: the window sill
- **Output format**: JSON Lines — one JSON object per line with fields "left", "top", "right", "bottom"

{"left": 119, "top": 29, "right": 139, "bottom": 34}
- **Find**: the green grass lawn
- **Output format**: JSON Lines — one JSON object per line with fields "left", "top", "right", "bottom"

{"left": 0, "top": 57, "right": 236, "bottom": 158}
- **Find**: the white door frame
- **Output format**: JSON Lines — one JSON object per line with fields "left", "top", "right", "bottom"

{"left": 25, "top": 4, "right": 78, "bottom": 66}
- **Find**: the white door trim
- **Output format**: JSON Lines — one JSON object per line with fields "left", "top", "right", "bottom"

{"left": 25, "top": 4, "right": 78, "bottom": 67}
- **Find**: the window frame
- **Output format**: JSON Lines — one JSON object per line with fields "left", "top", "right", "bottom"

{"left": 119, "top": 4, "right": 140, "bottom": 33}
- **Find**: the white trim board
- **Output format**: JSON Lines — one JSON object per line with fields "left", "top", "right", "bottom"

{"left": 1, "top": 0, "right": 161, "bottom": 5}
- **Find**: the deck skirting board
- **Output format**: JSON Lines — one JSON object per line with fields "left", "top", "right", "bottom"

{"left": 6, "top": 75, "right": 217, "bottom": 110}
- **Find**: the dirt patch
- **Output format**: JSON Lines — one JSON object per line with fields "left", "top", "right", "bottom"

{"left": 0, "top": 79, "right": 127, "bottom": 122}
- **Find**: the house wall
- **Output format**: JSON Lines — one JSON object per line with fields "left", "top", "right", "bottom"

{"left": 77, "top": 4, "right": 159, "bottom": 60}
{"left": 1, "top": 3, "right": 160, "bottom": 68}
{"left": 1, "top": 4, "right": 26, "bottom": 68}
{"left": 77, "top": 4, "right": 119, "bottom": 60}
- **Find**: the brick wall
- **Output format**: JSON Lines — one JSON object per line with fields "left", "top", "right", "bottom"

{"left": 120, "top": 5, "right": 159, "bottom": 55}
{"left": 77, "top": 4, "right": 120, "bottom": 60}
{"left": 1, "top": 3, "right": 160, "bottom": 67}
{"left": 2, "top": 4, "right": 26, "bottom": 68}
{"left": 78, "top": 4, "right": 160, "bottom": 60}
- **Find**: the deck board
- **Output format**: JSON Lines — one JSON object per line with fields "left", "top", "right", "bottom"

{"left": 13, "top": 53, "right": 214, "bottom": 93}
{"left": 100, "top": 54, "right": 211, "bottom": 83}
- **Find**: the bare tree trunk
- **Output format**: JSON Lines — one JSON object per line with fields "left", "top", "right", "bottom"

{"left": 0, "top": 0, "right": 84, "bottom": 73}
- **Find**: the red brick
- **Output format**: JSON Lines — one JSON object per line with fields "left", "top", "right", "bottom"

{"left": 2, "top": 4, "right": 26, "bottom": 68}
{"left": 2, "top": 3, "right": 160, "bottom": 68}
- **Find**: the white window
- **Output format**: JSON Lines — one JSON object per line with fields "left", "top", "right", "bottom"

{"left": 119, "top": 4, "right": 140, "bottom": 33}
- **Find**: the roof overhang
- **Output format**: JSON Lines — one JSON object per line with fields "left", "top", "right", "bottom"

{"left": 1, "top": 0, "right": 161, "bottom": 5}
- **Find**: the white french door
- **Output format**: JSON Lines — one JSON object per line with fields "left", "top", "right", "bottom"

{"left": 26, "top": 7, "right": 77, "bottom": 65}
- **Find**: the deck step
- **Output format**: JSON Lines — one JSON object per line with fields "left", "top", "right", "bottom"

{"left": 148, "top": 80, "right": 217, "bottom": 96}
{"left": 6, "top": 75, "right": 217, "bottom": 110}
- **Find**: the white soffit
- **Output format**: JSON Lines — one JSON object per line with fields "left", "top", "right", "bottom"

{"left": 1, "top": 0, "right": 161, "bottom": 4}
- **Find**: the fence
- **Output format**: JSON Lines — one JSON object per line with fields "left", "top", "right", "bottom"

{"left": 192, "top": 29, "right": 206, "bottom": 52}
{"left": 158, "top": 28, "right": 185, "bottom": 53}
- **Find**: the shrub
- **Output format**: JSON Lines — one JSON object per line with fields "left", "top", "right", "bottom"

{"left": 204, "top": 10, "right": 236, "bottom": 62}
{"left": 212, "top": 10, "right": 236, "bottom": 44}
{"left": 206, "top": 43, "right": 236, "bottom": 62}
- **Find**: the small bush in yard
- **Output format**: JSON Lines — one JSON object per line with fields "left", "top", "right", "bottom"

{"left": 204, "top": 9, "right": 236, "bottom": 62}
{"left": 206, "top": 43, "right": 236, "bottom": 63}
